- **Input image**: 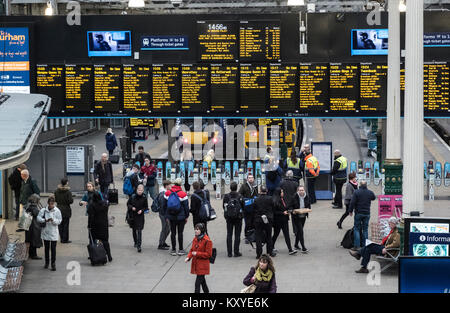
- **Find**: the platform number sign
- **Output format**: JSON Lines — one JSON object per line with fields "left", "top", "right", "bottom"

{"left": 131, "top": 127, "right": 147, "bottom": 141}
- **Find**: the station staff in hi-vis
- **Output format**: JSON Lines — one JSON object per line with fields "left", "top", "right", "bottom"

{"left": 331, "top": 150, "right": 348, "bottom": 209}
{"left": 304, "top": 150, "right": 320, "bottom": 204}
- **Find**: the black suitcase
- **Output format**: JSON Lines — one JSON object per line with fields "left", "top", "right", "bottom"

{"left": 110, "top": 154, "right": 120, "bottom": 164}
{"left": 87, "top": 230, "right": 107, "bottom": 266}
{"left": 108, "top": 186, "right": 119, "bottom": 205}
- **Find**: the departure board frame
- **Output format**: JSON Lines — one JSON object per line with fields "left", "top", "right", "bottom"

{"left": 197, "top": 21, "right": 239, "bottom": 63}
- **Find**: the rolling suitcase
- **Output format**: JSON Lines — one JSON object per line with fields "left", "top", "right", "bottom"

{"left": 87, "top": 230, "right": 107, "bottom": 266}
{"left": 108, "top": 184, "right": 119, "bottom": 205}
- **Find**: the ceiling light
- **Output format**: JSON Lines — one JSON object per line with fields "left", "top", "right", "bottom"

{"left": 44, "top": 1, "right": 53, "bottom": 15}
{"left": 399, "top": 0, "right": 406, "bottom": 12}
{"left": 128, "top": 0, "right": 145, "bottom": 8}
{"left": 287, "top": 0, "right": 305, "bottom": 6}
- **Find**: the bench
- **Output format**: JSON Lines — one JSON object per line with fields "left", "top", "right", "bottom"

{"left": 370, "top": 222, "right": 400, "bottom": 272}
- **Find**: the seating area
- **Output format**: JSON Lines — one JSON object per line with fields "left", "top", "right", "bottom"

{"left": 0, "top": 222, "right": 26, "bottom": 293}
{"left": 369, "top": 221, "right": 401, "bottom": 272}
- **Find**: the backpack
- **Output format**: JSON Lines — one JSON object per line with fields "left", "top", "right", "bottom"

{"left": 192, "top": 191, "right": 216, "bottom": 221}
{"left": 341, "top": 229, "right": 354, "bottom": 249}
{"left": 225, "top": 196, "right": 242, "bottom": 219}
{"left": 167, "top": 191, "right": 182, "bottom": 216}
{"left": 123, "top": 175, "right": 134, "bottom": 196}
{"left": 267, "top": 170, "right": 278, "bottom": 182}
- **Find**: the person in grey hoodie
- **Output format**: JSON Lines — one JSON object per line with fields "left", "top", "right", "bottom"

{"left": 37, "top": 196, "right": 62, "bottom": 271}
{"left": 337, "top": 172, "right": 358, "bottom": 229}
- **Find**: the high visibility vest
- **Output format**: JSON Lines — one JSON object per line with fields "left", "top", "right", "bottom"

{"left": 287, "top": 158, "right": 300, "bottom": 169}
{"left": 305, "top": 155, "right": 319, "bottom": 177}
{"left": 335, "top": 156, "right": 348, "bottom": 180}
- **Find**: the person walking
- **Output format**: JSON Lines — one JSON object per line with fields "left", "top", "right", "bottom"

{"left": 154, "top": 118, "right": 162, "bottom": 140}
{"left": 190, "top": 181, "right": 209, "bottom": 234}
{"left": 243, "top": 254, "right": 277, "bottom": 293}
{"left": 223, "top": 181, "right": 244, "bottom": 257}
{"left": 253, "top": 186, "right": 275, "bottom": 259}
{"left": 88, "top": 191, "right": 113, "bottom": 262}
{"left": 124, "top": 164, "right": 141, "bottom": 197}
{"left": 271, "top": 188, "right": 297, "bottom": 255}
{"left": 94, "top": 153, "right": 114, "bottom": 200}
{"left": 105, "top": 128, "right": 118, "bottom": 156}
{"left": 349, "top": 180, "right": 376, "bottom": 250}
{"left": 157, "top": 181, "right": 172, "bottom": 250}
{"left": 265, "top": 158, "right": 284, "bottom": 196}
{"left": 337, "top": 172, "right": 358, "bottom": 229}
{"left": 24, "top": 194, "right": 43, "bottom": 260}
{"left": 54, "top": 178, "right": 73, "bottom": 244}
{"left": 239, "top": 174, "right": 258, "bottom": 240}
{"left": 285, "top": 150, "right": 302, "bottom": 182}
{"left": 279, "top": 170, "right": 299, "bottom": 206}
{"left": 37, "top": 196, "right": 62, "bottom": 271}
{"left": 303, "top": 147, "right": 320, "bottom": 204}
{"left": 127, "top": 184, "right": 148, "bottom": 253}
{"left": 134, "top": 146, "right": 151, "bottom": 167}
{"left": 8, "top": 164, "right": 27, "bottom": 220}
{"left": 331, "top": 150, "right": 348, "bottom": 209}
{"left": 184, "top": 223, "right": 213, "bottom": 293}
{"left": 163, "top": 178, "right": 189, "bottom": 256}
{"left": 141, "top": 158, "right": 158, "bottom": 201}
{"left": 291, "top": 186, "right": 310, "bottom": 253}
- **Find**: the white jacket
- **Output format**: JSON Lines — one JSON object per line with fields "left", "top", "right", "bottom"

{"left": 37, "top": 207, "right": 62, "bottom": 241}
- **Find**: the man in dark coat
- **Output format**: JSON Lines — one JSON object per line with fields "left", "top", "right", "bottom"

{"left": 239, "top": 174, "right": 258, "bottom": 237}
{"left": 134, "top": 146, "right": 151, "bottom": 167}
{"left": 8, "top": 164, "right": 27, "bottom": 220}
{"left": 24, "top": 194, "right": 43, "bottom": 259}
{"left": 279, "top": 170, "right": 299, "bottom": 207}
{"left": 94, "top": 153, "right": 114, "bottom": 199}
{"left": 253, "top": 186, "right": 276, "bottom": 258}
{"left": 19, "top": 169, "right": 40, "bottom": 209}
{"left": 88, "top": 191, "right": 112, "bottom": 262}
{"left": 54, "top": 178, "right": 74, "bottom": 244}
{"left": 190, "top": 181, "right": 209, "bottom": 234}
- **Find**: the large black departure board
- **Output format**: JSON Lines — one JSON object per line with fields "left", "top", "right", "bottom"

{"left": 299, "top": 63, "right": 329, "bottom": 112}
{"left": 424, "top": 62, "right": 450, "bottom": 112}
{"left": 269, "top": 64, "right": 297, "bottom": 112}
{"left": 360, "top": 63, "right": 387, "bottom": 112}
{"left": 123, "top": 65, "right": 151, "bottom": 113}
{"left": 240, "top": 64, "right": 268, "bottom": 112}
{"left": 210, "top": 64, "right": 238, "bottom": 112}
{"left": 329, "top": 63, "right": 359, "bottom": 112}
{"left": 197, "top": 21, "right": 238, "bottom": 62}
{"left": 36, "top": 64, "right": 65, "bottom": 113}
{"left": 65, "top": 65, "right": 93, "bottom": 112}
{"left": 240, "top": 21, "right": 281, "bottom": 62}
{"left": 181, "top": 64, "right": 209, "bottom": 112}
{"left": 152, "top": 65, "right": 180, "bottom": 113}
{"left": 94, "top": 65, "right": 121, "bottom": 112}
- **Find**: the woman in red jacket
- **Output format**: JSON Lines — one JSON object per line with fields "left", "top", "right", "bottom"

{"left": 185, "top": 223, "right": 213, "bottom": 293}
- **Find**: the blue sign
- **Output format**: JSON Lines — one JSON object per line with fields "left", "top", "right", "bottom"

{"left": 424, "top": 32, "right": 450, "bottom": 47}
{"left": 399, "top": 257, "right": 450, "bottom": 293}
{"left": 0, "top": 171, "right": 2, "bottom": 217}
{"left": 0, "top": 27, "right": 30, "bottom": 93}
{"left": 408, "top": 232, "right": 450, "bottom": 257}
{"left": 141, "top": 36, "right": 189, "bottom": 50}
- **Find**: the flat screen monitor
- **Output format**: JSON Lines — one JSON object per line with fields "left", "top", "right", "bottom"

{"left": 87, "top": 31, "right": 132, "bottom": 57}
{"left": 404, "top": 217, "right": 450, "bottom": 257}
{"left": 351, "top": 29, "right": 388, "bottom": 56}
{"left": 399, "top": 257, "right": 450, "bottom": 293}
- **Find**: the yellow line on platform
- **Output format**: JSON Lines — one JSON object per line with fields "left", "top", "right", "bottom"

{"left": 313, "top": 119, "right": 325, "bottom": 142}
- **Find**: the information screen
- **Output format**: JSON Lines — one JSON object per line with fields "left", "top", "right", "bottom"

{"left": 360, "top": 63, "right": 387, "bottom": 112}
{"left": 210, "top": 64, "right": 238, "bottom": 112}
{"left": 36, "top": 64, "right": 65, "bottom": 113}
{"left": 197, "top": 21, "right": 238, "bottom": 62}
{"left": 65, "top": 65, "right": 93, "bottom": 112}
{"left": 152, "top": 65, "right": 180, "bottom": 113}
{"left": 123, "top": 65, "right": 151, "bottom": 113}
{"left": 299, "top": 63, "right": 329, "bottom": 112}
{"left": 424, "top": 62, "right": 450, "bottom": 112}
{"left": 329, "top": 63, "right": 359, "bottom": 112}
{"left": 239, "top": 21, "right": 281, "bottom": 62}
{"left": 240, "top": 64, "right": 268, "bottom": 112}
{"left": 181, "top": 64, "right": 209, "bottom": 112}
{"left": 130, "top": 118, "right": 154, "bottom": 127}
{"left": 269, "top": 64, "right": 297, "bottom": 112}
{"left": 94, "top": 65, "right": 121, "bottom": 112}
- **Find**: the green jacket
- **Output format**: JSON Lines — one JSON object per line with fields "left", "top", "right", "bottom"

{"left": 19, "top": 178, "right": 40, "bottom": 205}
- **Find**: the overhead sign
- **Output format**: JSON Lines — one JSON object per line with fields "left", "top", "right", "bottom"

{"left": 66, "top": 146, "right": 85, "bottom": 174}
{"left": 424, "top": 33, "right": 450, "bottom": 47}
{"left": 141, "top": 36, "right": 189, "bottom": 50}
{"left": 0, "top": 27, "right": 30, "bottom": 94}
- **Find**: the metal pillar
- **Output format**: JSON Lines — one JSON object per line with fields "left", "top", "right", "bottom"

{"left": 384, "top": 0, "right": 403, "bottom": 195}
{"left": 403, "top": 0, "right": 424, "bottom": 216}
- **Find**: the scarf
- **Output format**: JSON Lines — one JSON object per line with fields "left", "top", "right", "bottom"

{"left": 381, "top": 228, "right": 395, "bottom": 246}
{"left": 298, "top": 193, "right": 306, "bottom": 208}
{"left": 196, "top": 233, "right": 205, "bottom": 241}
{"left": 255, "top": 267, "right": 273, "bottom": 282}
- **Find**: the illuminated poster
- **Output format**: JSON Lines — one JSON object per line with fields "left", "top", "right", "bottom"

{"left": 0, "top": 27, "right": 30, "bottom": 93}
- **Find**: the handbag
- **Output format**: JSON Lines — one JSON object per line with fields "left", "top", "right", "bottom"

{"left": 240, "top": 284, "right": 257, "bottom": 293}
{"left": 18, "top": 211, "right": 33, "bottom": 231}
{"left": 125, "top": 210, "right": 134, "bottom": 228}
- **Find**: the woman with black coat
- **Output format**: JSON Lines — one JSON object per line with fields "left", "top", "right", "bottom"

{"left": 271, "top": 188, "right": 297, "bottom": 255}
{"left": 88, "top": 191, "right": 113, "bottom": 262}
{"left": 54, "top": 178, "right": 74, "bottom": 244}
{"left": 127, "top": 184, "right": 148, "bottom": 252}
{"left": 25, "top": 194, "right": 43, "bottom": 260}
